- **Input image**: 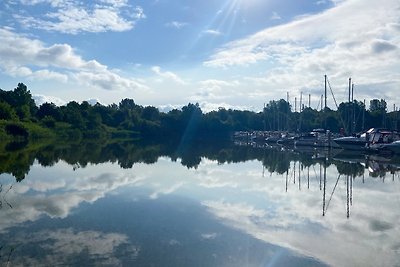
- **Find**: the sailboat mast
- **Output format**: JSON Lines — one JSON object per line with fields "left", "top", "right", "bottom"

{"left": 324, "top": 75, "right": 327, "bottom": 110}
{"left": 362, "top": 99, "right": 365, "bottom": 130}
{"left": 352, "top": 84, "right": 355, "bottom": 133}
{"left": 348, "top": 78, "right": 352, "bottom": 103}
{"left": 300, "top": 92, "right": 303, "bottom": 112}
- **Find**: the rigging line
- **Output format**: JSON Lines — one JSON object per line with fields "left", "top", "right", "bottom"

{"left": 316, "top": 98, "right": 321, "bottom": 111}
{"left": 325, "top": 173, "right": 341, "bottom": 213}
{"left": 4, "top": 184, "right": 14, "bottom": 196}
{"left": 2, "top": 196, "right": 12, "bottom": 209}
{"left": 327, "top": 78, "right": 348, "bottom": 134}
{"left": 326, "top": 78, "right": 340, "bottom": 109}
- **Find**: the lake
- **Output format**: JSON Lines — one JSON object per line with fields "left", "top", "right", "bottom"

{"left": 0, "top": 140, "right": 399, "bottom": 266}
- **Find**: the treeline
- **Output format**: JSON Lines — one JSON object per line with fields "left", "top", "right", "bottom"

{"left": 0, "top": 83, "right": 399, "bottom": 142}
{"left": 0, "top": 83, "right": 264, "bottom": 142}
{"left": 262, "top": 98, "right": 399, "bottom": 134}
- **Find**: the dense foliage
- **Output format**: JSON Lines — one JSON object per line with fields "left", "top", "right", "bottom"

{"left": 1, "top": 83, "right": 399, "bottom": 142}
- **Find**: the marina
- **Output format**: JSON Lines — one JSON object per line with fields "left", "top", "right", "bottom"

{"left": 234, "top": 127, "right": 400, "bottom": 154}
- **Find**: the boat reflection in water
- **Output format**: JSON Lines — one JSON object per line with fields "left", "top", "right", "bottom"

{"left": 0, "top": 139, "right": 399, "bottom": 266}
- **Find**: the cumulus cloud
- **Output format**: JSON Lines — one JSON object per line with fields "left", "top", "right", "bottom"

{"left": 0, "top": 28, "right": 147, "bottom": 92}
{"left": 73, "top": 71, "right": 145, "bottom": 91}
{"left": 14, "top": 0, "right": 146, "bottom": 34}
{"left": 206, "top": 0, "right": 399, "bottom": 68}
{"left": 203, "top": 0, "right": 400, "bottom": 104}
{"left": 190, "top": 79, "right": 241, "bottom": 106}
{"left": 33, "top": 94, "right": 67, "bottom": 106}
{"left": 151, "top": 66, "right": 186, "bottom": 85}
{"left": 4, "top": 66, "right": 68, "bottom": 83}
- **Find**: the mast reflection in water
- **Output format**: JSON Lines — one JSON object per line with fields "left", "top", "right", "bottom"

{"left": 0, "top": 139, "right": 399, "bottom": 266}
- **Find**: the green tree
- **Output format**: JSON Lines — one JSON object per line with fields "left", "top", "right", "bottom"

{"left": 37, "top": 102, "right": 61, "bottom": 120}
{"left": 369, "top": 99, "right": 387, "bottom": 113}
{"left": 0, "top": 101, "right": 17, "bottom": 120}
{"left": 141, "top": 106, "right": 160, "bottom": 121}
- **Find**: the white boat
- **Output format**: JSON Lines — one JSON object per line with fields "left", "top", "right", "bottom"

{"left": 278, "top": 129, "right": 338, "bottom": 148}
{"left": 333, "top": 135, "right": 367, "bottom": 150}
{"left": 380, "top": 140, "right": 400, "bottom": 154}
{"left": 366, "top": 129, "right": 400, "bottom": 152}
{"left": 334, "top": 128, "right": 400, "bottom": 151}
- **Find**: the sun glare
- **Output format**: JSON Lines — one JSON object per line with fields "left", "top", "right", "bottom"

{"left": 232, "top": 0, "right": 265, "bottom": 9}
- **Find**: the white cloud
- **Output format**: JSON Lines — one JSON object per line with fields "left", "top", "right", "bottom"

{"left": 151, "top": 66, "right": 186, "bottom": 85}
{"left": 199, "top": 79, "right": 239, "bottom": 91}
{"left": 3, "top": 147, "right": 400, "bottom": 266}
{"left": 198, "top": 102, "right": 254, "bottom": 113}
{"left": 270, "top": 11, "right": 281, "bottom": 20}
{"left": 204, "top": 0, "right": 400, "bottom": 106}
{"left": 87, "top": 98, "right": 101, "bottom": 105}
{"left": 203, "top": 29, "right": 222, "bottom": 36}
{"left": 191, "top": 79, "right": 241, "bottom": 105}
{"left": 13, "top": 228, "right": 139, "bottom": 266}
{"left": 32, "top": 69, "right": 69, "bottom": 82}
{"left": 0, "top": 165, "right": 147, "bottom": 233}
{"left": 149, "top": 181, "right": 185, "bottom": 199}
{"left": 15, "top": 0, "right": 145, "bottom": 34}
{"left": 0, "top": 28, "right": 147, "bottom": 92}
{"left": 201, "top": 233, "right": 218, "bottom": 240}
{"left": 19, "top": 0, "right": 68, "bottom": 7}
{"left": 165, "top": 21, "right": 188, "bottom": 29}
{"left": 73, "top": 71, "right": 145, "bottom": 91}
{"left": 33, "top": 94, "right": 67, "bottom": 106}
{"left": 202, "top": 200, "right": 266, "bottom": 223}
{"left": 205, "top": 0, "right": 400, "bottom": 71}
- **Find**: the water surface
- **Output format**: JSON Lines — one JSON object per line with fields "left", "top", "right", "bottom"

{"left": 0, "top": 141, "right": 399, "bottom": 266}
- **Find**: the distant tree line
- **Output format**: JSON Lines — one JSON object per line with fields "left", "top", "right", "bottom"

{"left": 0, "top": 83, "right": 399, "bottom": 141}
{"left": 262, "top": 98, "right": 398, "bottom": 134}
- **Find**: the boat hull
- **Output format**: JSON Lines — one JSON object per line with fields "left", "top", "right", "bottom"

{"left": 334, "top": 137, "right": 367, "bottom": 150}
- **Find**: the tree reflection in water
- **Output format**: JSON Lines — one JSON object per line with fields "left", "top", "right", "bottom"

{"left": 0, "top": 139, "right": 399, "bottom": 266}
{"left": 1, "top": 138, "right": 400, "bottom": 182}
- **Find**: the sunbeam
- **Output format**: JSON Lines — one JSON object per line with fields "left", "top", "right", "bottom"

{"left": 186, "top": 0, "right": 244, "bottom": 55}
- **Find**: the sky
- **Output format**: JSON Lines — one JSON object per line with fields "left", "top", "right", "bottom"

{"left": 0, "top": 0, "right": 399, "bottom": 112}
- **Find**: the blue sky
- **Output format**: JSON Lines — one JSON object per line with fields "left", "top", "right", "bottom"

{"left": 0, "top": 0, "right": 399, "bottom": 111}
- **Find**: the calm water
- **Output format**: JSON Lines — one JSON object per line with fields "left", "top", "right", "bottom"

{"left": 0, "top": 141, "right": 399, "bottom": 266}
